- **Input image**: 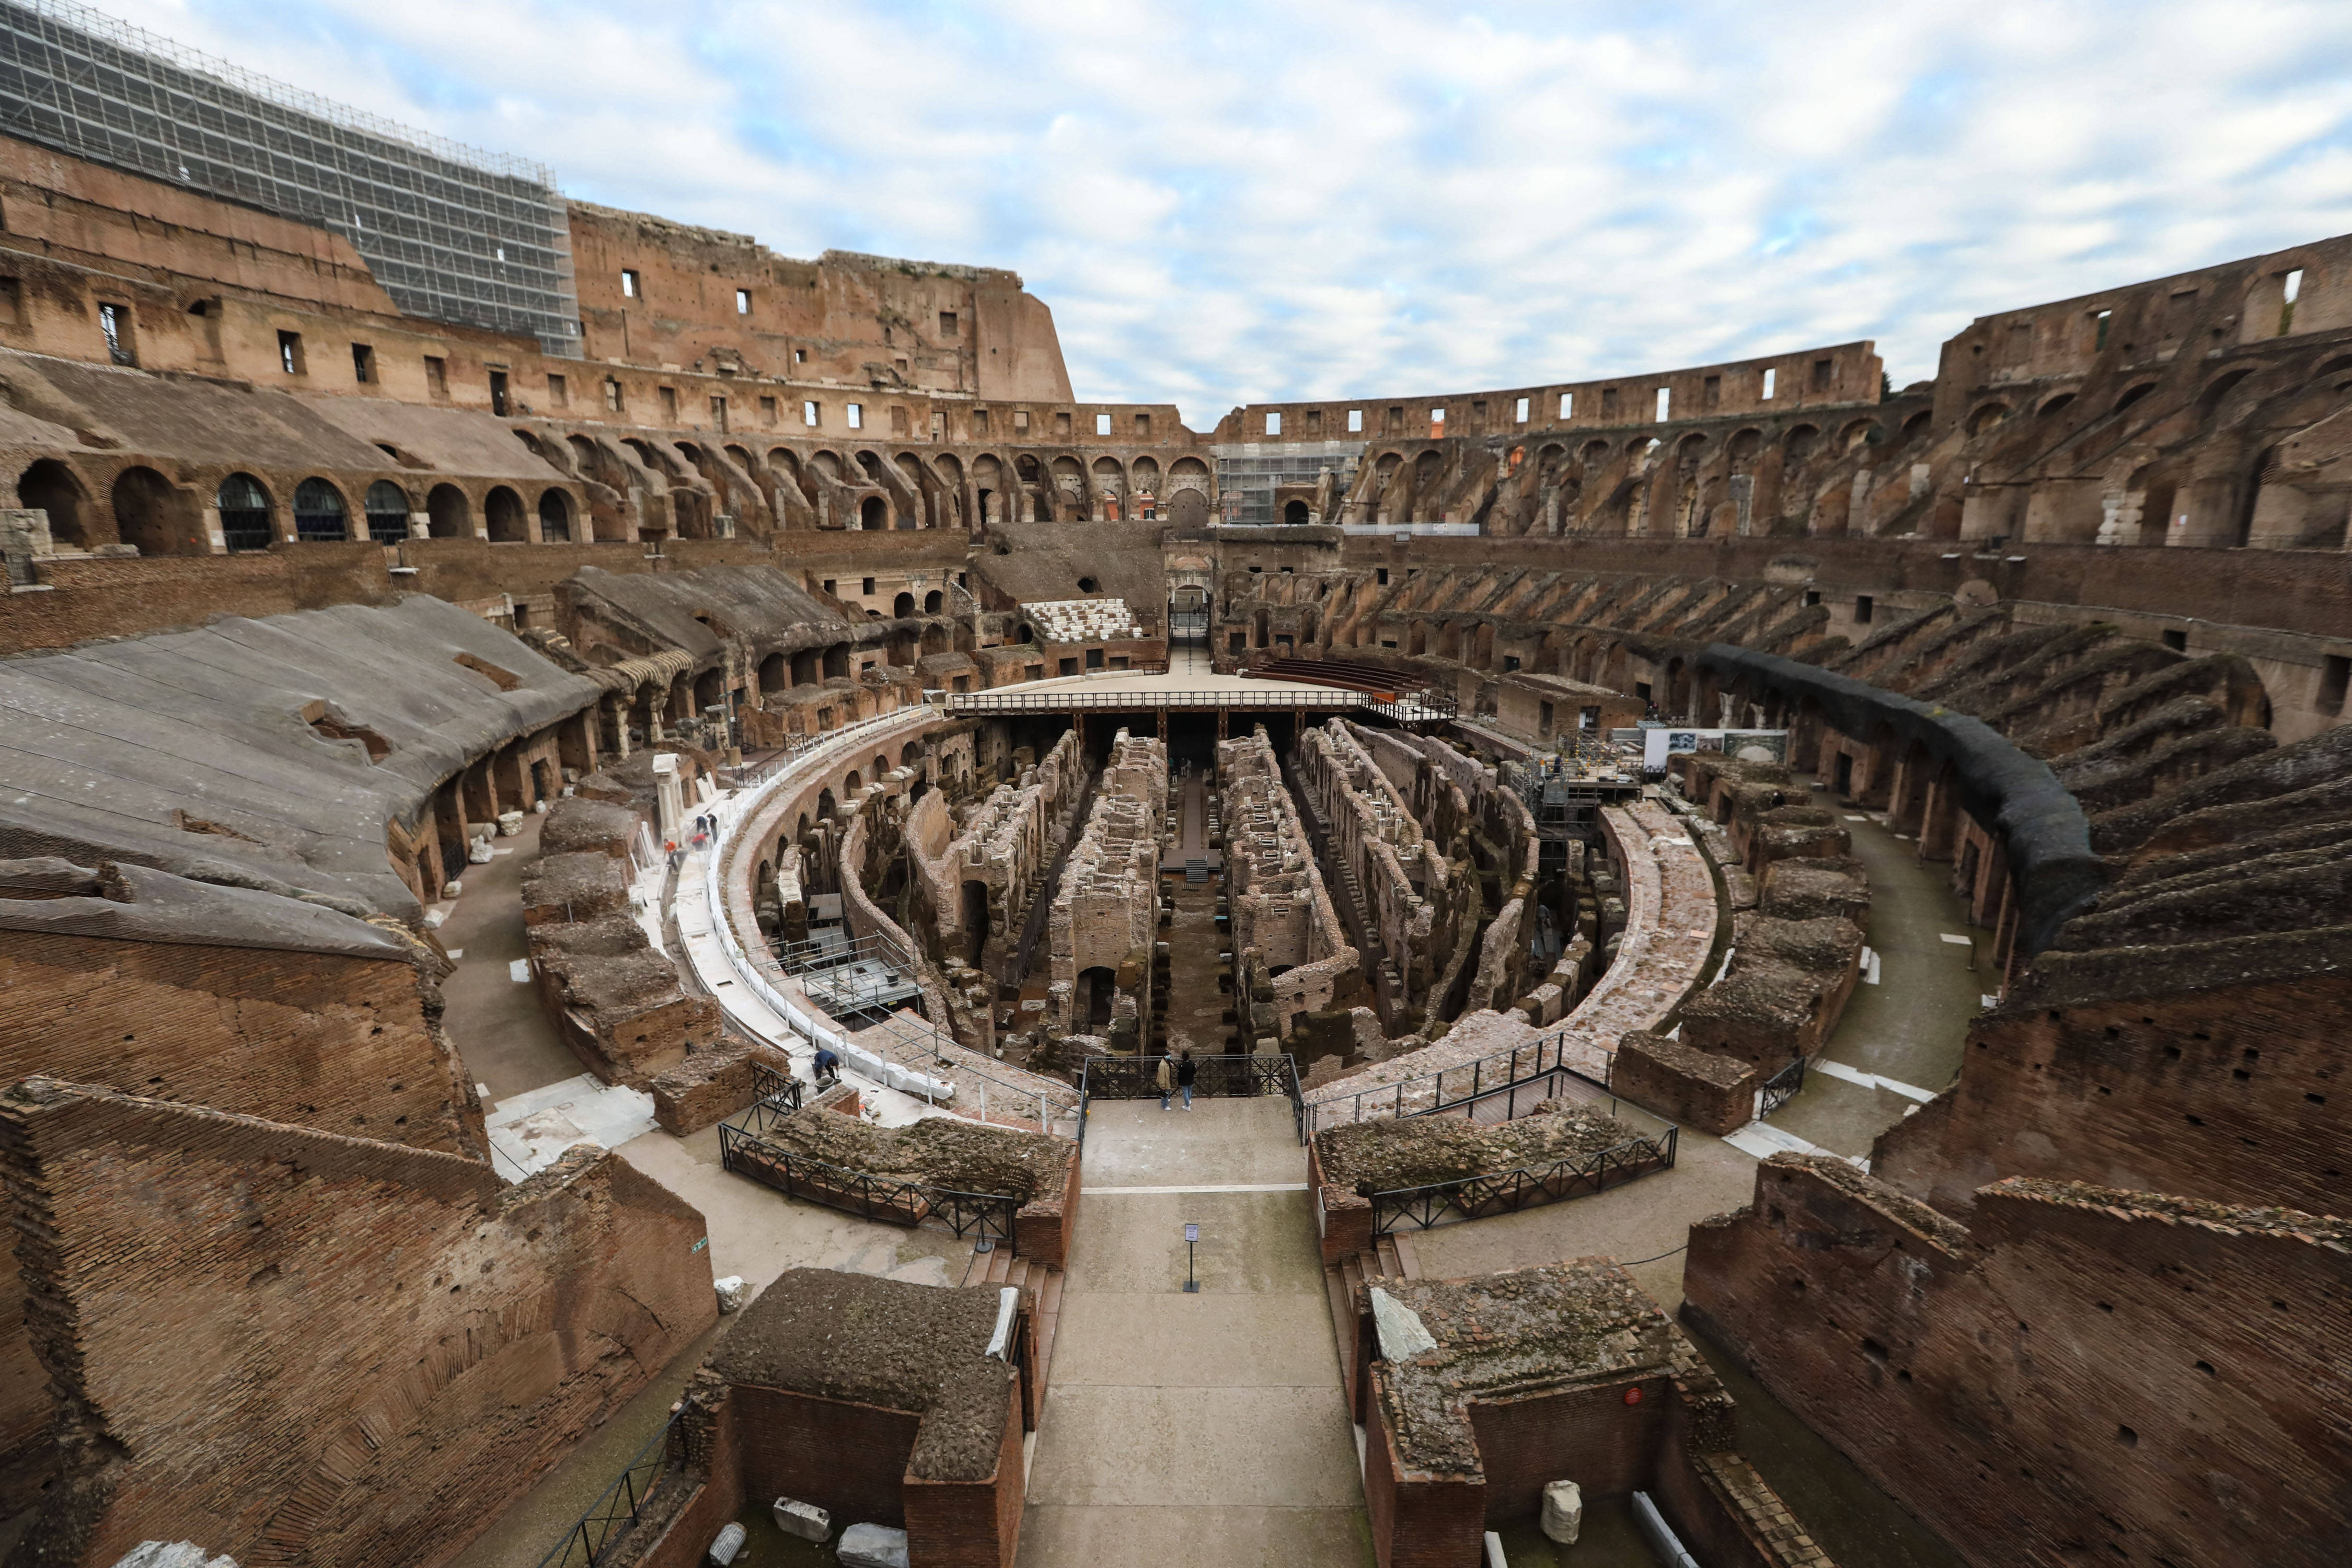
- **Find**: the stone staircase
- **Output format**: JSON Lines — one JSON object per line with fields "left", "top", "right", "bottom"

{"left": 1324, "top": 1231, "right": 1423, "bottom": 1422}
{"left": 959, "top": 1244, "right": 1067, "bottom": 1393}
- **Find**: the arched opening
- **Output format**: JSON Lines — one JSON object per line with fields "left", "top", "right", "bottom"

{"left": 19, "top": 459, "right": 89, "bottom": 548}
{"left": 893, "top": 591, "right": 916, "bottom": 617}
{"left": 485, "top": 486, "right": 528, "bottom": 542}
{"left": 364, "top": 481, "right": 411, "bottom": 543}
{"left": 900, "top": 742, "right": 921, "bottom": 769}
{"left": 859, "top": 495, "right": 888, "bottom": 530}
{"left": 817, "top": 789, "right": 837, "bottom": 820}
{"left": 538, "top": 489, "right": 573, "bottom": 543}
{"left": 1078, "top": 965, "right": 1117, "bottom": 1030}
{"left": 694, "top": 666, "right": 725, "bottom": 715}
{"left": 843, "top": 770, "right": 862, "bottom": 794}
{"left": 2113, "top": 383, "right": 2159, "bottom": 416}
{"left": 1283, "top": 499, "right": 1310, "bottom": 525}
{"left": 426, "top": 484, "right": 471, "bottom": 539}
{"left": 924, "top": 589, "right": 943, "bottom": 614}
{"left": 110, "top": 466, "right": 197, "bottom": 556}
{"left": 2036, "top": 393, "right": 2077, "bottom": 418}
{"left": 792, "top": 649, "right": 821, "bottom": 686}
{"left": 215, "top": 472, "right": 273, "bottom": 552}
{"left": 823, "top": 643, "right": 850, "bottom": 679}
{"left": 292, "top": 478, "right": 348, "bottom": 542}
{"left": 1966, "top": 403, "right": 2010, "bottom": 437}
{"left": 961, "top": 881, "right": 990, "bottom": 964}
{"left": 758, "top": 652, "right": 786, "bottom": 694}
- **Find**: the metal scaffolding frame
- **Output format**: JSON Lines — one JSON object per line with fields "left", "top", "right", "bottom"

{"left": 0, "top": 0, "right": 582, "bottom": 353}
{"left": 1211, "top": 440, "right": 1364, "bottom": 525}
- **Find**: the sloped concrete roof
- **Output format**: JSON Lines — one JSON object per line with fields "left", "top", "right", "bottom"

{"left": 0, "top": 595, "right": 597, "bottom": 919}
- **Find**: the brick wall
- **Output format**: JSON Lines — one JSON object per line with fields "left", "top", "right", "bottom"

{"left": 1012, "top": 1141, "right": 1083, "bottom": 1271}
{"left": 0, "top": 1079, "right": 714, "bottom": 1567}
{"left": 1467, "top": 1376, "right": 1672, "bottom": 1523}
{"left": 0, "top": 544, "right": 393, "bottom": 653}
{"left": 728, "top": 1384, "right": 923, "bottom": 1529}
{"left": 1872, "top": 967, "right": 2352, "bottom": 1217}
{"left": 1612, "top": 1029, "right": 1757, "bottom": 1135}
{"left": 650, "top": 1041, "right": 796, "bottom": 1136}
{"left": 901, "top": 1380, "right": 1027, "bottom": 1568}
{"left": 1685, "top": 1156, "right": 2352, "bottom": 1568}
{"left": 1363, "top": 1376, "right": 1488, "bottom": 1568}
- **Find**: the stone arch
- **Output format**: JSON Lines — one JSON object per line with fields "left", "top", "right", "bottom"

{"left": 924, "top": 589, "right": 944, "bottom": 614}
{"left": 364, "top": 481, "right": 412, "bottom": 543}
{"left": 426, "top": 483, "right": 471, "bottom": 539}
{"left": 1965, "top": 402, "right": 2010, "bottom": 437}
{"left": 485, "top": 486, "right": 528, "bottom": 543}
{"left": 18, "top": 458, "right": 90, "bottom": 547}
{"left": 894, "top": 591, "right": 916, "bottom": 617}
{"left": 2112, "top": 381, "right": 2160, "bottom": 416}
{"left": 1284, "top": 499, "right": 1311, "bottom": 525}
{"left": 110, "top": 465, "right": 199, "bottom": 556}
{"left": 292, "top": 477, "right": 349, "bottom": 542}
{"left": 758, "top": 651, "right": 787, "bottom": 694}
{"left": 2036, "top": 391, "right": 2078, "bottom": 418}
{"left": 538, "top": 488, "right": 574, "bottom": 542}
{"left": 860, "top": 495, "right": 889, "bottom": 530}
{"left": 216, "top": 471, "right": 274, "bottom": 552}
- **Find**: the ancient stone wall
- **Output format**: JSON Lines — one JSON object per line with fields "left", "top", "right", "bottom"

{"left": 1047, "top": 730, "right": 1166, "bottom": 1045}
{"left": 1218, "top": 727, "right": 1359, "bottom": 1050}
{"left": 0, "top": 1079, "right": 714, "bottom": 1567}
{"left": 1686, "top": 1156, "right": 2351, "bottom": 1568}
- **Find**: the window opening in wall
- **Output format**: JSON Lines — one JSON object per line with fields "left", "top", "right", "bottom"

{"left": 1266, "top": 411, "right": 1282, "bottom": 435}
{"left": 735, "top": 288, "right": 751, "bottom": 315}
{"left": 1805, "top": 589, "right": 1820, "bottom": 606}
{"left": 1761, "top": 368, "right": 1775, "bottom": 400}
{"left": 424, "top": 356, "right": 447, "bottom": 396}
{"left": 1307, "top": 409, "right": 1323, "bottom": 434}
{"left": 489, "top": 369, "right": 509, "bottom": 416}
{"left": 2093, "top": 308, "right": 2113, "bottom": 350}
{"left": 351, "top": 342, "right": 375, "bottom": 383}
{"left": 1472, "top": 400, "right": 1488, "bottom": 422}
{"left": 1377, "top": 568, "right": 1389, "bottom": 585}
{"left": 605, "top": 377, "right": 625, "bottom": 412}
{"left": 1013, "top": 409, "right": 1030, "bottom": 431}
{"left": 1429, "top": 407, "right": 1446, "bottom": 437}
{"left": 97, "top": 302, "right": 134, "bottom": 364}
{"left": 1098, "top": 412, "right": 1114, "bottom": 435}
{"left": 621, "top": 269, "right": 640, "bottom": 298}
{"left": 363, "top": 481, "right": 409, "bottom": 543}
{"left": 1703, "top": 374, "right": 1721, "bottom": 409}
{"left": 793, "top": 348, "right": 807, "bottom": 364}
{"left": 2162, "top": 629, "right": 2188, "bottom": 653}
{"left": 1135, "top": 412, "right": 1151, "bottom": 436}
{"left": 1055, "top": 410, "right": 1071, "bottom": 437}
{"left": 546, "top": 372, "right": 567, "bottom": 407}
{"left": 658, "top": 386, "right": 678, "bottom": 422}
{"left": 939, "top": 310, "right": 958, "bottom": 337}
{"left": 1655, "top": 387, "right": 1671, "bottom": 421}
{"left": 822, "top": 579, "right": 836, "bottom": 595}
{"left": 2322, "top": 654, "right": 2350, "bottom": 715}
{"left": 973, "top": 409, "right": 990, "bottom": 434}
{"left": 1812, "top": 358, "right": 1834, "bottom": 391}
{"left": 861, "top": 577, "right": 876, "bottom": 595}
{"left": 710, "top": 395, "right": 728, "bottom": 432}
{"left": 293, "top": 477, "right": 347, "bottom": 541}
{"left": 1515, "top": 396, "right": 1530, "bottom": 422}
{"left": 2281, "top": 268, "right": 2305, "bottom": 334}
{"left": 803, "top": 400, "right": 820, "bottom": 426}
{"left": 1348, "top": 408, "right": 1364, "bottom": 432}
{"left": 886, "top": 405, "right": 908, "bottom": 435}
{"left": 1601, "top": 387, "right": 1620, "bottom": 419}
{"left": 278, "top": 330, "right": 304, "bottom": 375}
{"left": 847, "top": 402, "right": 863, "bottom": 429}
{"left": 1855, "top": 595, "right": 1874, "bottom": 625}
{"left": 0, "top": 278, "right": 22, "bottom": 327}
{"left": 1559, "top": 391, "right": 1573, "bottom": 419}
{"left": 759, "top": 395, "right": 777, "bottom": 426}
{"left": 217, "top": 472, "right": 272, "bottom": 552}
{"left": 1386, "top": 406, "right": 1403, "bottom": 432}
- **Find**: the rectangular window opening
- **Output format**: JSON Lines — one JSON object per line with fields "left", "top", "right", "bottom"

{"left": 1135, "top": 412, "right": 1151, "bottom": 436}
{"left": 1812, "top": 358, "right": 1834, "bottom": 391}
{"left": 1515, "top": 396, "right": 1530, "bottom": 423}
{"left": 1855, "top": 595, "right": 1874, "bottom": 625}
{"left": 803, "top": 400, "right": 821, "bottom": 427}
{"left": 1054, "top": 410, "right": 1071, "bottom": 437}
{"left": 489, "top": 369, "right": 509, "bottom": 417}
{"left": 1703, "top": 374, "right": 1721, "bottom": 409}
{"left": 940, "top": 310, "right": 959, "bottom": 337}
{"left": 2162, "top": 629, "right": 2188, "bottom": 653}
{"left": 847, "top": 402, "right": 863, "bottom": 430}
{"left": 424, "top": 355, "right": 447, "bottom": 396}
{"left": 659, "top": 386, "right": 679, "bottom": 422}
{"left": 1655, "top": 387, "right": 1671, "bottom": 421}
{"left": 710, "top": 395, "right": 728, "bottom": 432}
{"left": 606, "top": 377, "right": 625, "bottom": 412}
{"left": 351, "top": 342, "right": 375, "bottom": 383}
{"left": 99, "top": 303, "right": 135, "bottom": 365}
{"left": 1307, "top": 409, "right": 1323, "bottom": 434}
{"left": 546, "top": 372, "right": 567, "bottom": 407}
{"left": 1761, "top": 369, "right": 1775, "bottom": 400}
{"left": 1266, "top": 411, "right": 1282, "bottom": 435}
{"left": 735, "top": 288, "right": 751, "bottom": 315}
{"left": 621, "top": 269, "right": 641, "bottom": 298}
{"left": 1347, "top": 408, "right": 1364, "bottom": 432}
{"left": 759, "top": 395, "right": 776, "bottom": 426}
{"left": 2093, "top": 309, "right": 2113, "bottom": 351}
{"left": 278, "top": 329, "right": 305, "bottom": 376}
{"left": 2321, "top": 653, "right": 2350, "bottom": 715}
{"left": 794, "top": 348, "right": 808, "bottom": 364}
{"left": 1559, "top": 391, "right": 1573, "bottom": 419}
{"left": 1098, "top": 412, "right": 1114, "bottom": 436}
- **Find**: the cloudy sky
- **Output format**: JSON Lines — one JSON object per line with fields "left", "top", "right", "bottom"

{"left": 97, "top": 0, "right": 2352, "bottom": 427}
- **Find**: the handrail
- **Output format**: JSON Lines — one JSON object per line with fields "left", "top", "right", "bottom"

{"left": 1367, "top": 1126, "right": 1679, "bottom": 1235}
{"left": 528, "top": 1408, "right": 684, "bottom": 1568}
{"left": 1302, "top": 1027, "right": 1605, "bottom": 1134}
{"left": 1079, "top": 1053, "right": 1305, "bottom": 1145}
{"left": 938, "top": 687, "right": 1449, "bottom": 717}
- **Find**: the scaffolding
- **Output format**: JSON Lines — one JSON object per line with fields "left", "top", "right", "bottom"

{"left": 0, "top": 0, "right": 583, "bottom": 354}
{"left": 1212, "top": 440, "right": 1364, "bottom": 525}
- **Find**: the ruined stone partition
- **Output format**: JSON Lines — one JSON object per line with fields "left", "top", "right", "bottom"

{"left": 1217, "top": 726, "right": 1362, "bottom": 1050}
{"left": 1685, "top": 1155, "right": 2352, "bottom": 1568}
{"left": 0, "top": 1077, "right": 716, "bottom": 1566}
{"left": 618, "top": 1270, "right": 1031, "bottom": 1568}
{"left": 1047, "top": 730, "right": 1167, "bottom": 1045}
{"left": 933, "top": 727, "right": 1090, "bottom": 981}
{"left": 1360, "top": 1261, "right": 1831, "bottom": 1568}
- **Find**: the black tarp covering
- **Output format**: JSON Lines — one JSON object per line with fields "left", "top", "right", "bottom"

{"left": 1699, "top": 643, "right": 2107, "bottom": 957}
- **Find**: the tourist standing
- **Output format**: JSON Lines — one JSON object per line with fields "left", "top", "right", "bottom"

{"left": 1156, "top": 1054, "right": 1174, "bottom": 1111}
{"left": 1178, "top": 1048, "right": 1197, "bottom": 1111}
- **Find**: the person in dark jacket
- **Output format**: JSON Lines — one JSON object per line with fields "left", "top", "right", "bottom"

{"left": 1156, "top": 1054, "right": 1174, "bottom": 1111}
{"left": 1177, "top": 1049, "right": 1197, "bottom": 1111}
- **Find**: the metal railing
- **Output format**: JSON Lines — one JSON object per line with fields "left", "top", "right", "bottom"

{"left": 717, "top": 1122, "right": 1023, "bottom": 1248}
{"left": 746, "top": 1061, "right": 805, "bottom": 1117}
{"left": 1369, "top": 1125, "right": 1679, "bottom": 1234}
{"left": 529, "top": 1408, "right": 684, "bottom": 1568}
{"left": 1758, "top": 1054, "right": 1807, "bottom": 1119}
{"left": 1303, "top": 1028, "right": 1605, "bottom": 1135}
{"left": 943, "top": 687, "right": 1376, "bottom": 714}
{"left": 1079, "top": 1053, "right": 1305, "bottom": 1146}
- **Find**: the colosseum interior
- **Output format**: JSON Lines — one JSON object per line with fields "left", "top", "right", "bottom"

{"left": 0, "top": 7, "right": 2343, "bottom": 1568}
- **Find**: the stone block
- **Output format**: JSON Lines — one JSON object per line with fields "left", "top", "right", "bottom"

{"left": 837, "top": 1523, "right": 910, "bottom": 1568}
{"left": 771, "top": 1497, "right": 831, "bottom": 1541}
{"left": 1541, "top": 1479, "right": 1584, "bottom": 1544}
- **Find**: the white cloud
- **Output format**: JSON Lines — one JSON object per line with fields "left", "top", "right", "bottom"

{"left": 86, "top": 0, "right": 2352, "bottom": 426}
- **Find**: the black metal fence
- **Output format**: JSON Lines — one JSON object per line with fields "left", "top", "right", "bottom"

{"left": 1304, "top": 1029, "right": 1600, "bottom": 1134}
{"left": 1759, "top": 1054, "right": 1807, "bottom": 1119}
{"left": 747, "top": 1061, "right": 805, "bottom": 1116}
{"left": 1079, "top": 1053, "right": 1305, "bottom": 1145}
{"left": 529, "top": 1408, "right": 684, "bottom": 1568}
{"left": 1369, "top": 1125, "right": 1679, "bottom": 1235}
{"left": 717, "top": 1120, "right": 1022, "bottom": 1248}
